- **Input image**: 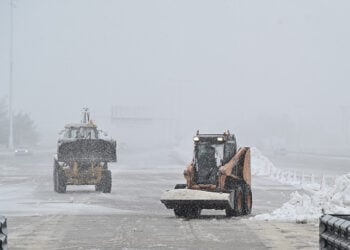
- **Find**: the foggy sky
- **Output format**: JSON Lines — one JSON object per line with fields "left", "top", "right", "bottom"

{"left": 1, "top": 0, "right": 350, "bottom": 151}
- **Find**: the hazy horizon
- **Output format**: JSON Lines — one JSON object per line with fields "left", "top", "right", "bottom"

{"left": 1, "top": 0, "right": 350, "bottom": 153}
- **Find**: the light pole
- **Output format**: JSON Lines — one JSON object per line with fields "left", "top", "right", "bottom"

{"left": 8, "top": 0, "right": 14, "bottom": 149}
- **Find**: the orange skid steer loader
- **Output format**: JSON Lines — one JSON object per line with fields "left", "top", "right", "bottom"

{"left": 161, "top": 131, "right": 252, "bottom": 218}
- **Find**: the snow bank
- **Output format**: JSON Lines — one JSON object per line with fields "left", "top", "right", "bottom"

{"left": 251, "top": 147, "right": 350, "bottom": 222}
{"left": 251, "top": 147, "right": 296, "bottom": 185}
{"left": 255, "top": 173, "right": 350, "bottom": 222}
{"left": 251, "top": 147, "right": 277, "bottom": 176}
{"left": 251, "top": 147, "right": 311, "bottom": 187}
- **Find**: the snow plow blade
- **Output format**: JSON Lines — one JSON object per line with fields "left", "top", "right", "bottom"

{"left": 57, "top": 139, "right": 117, "bottom": 162}
{"left": 160, "top": 189, "right": 233, "bottom": 210}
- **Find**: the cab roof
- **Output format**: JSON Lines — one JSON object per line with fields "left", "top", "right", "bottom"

{"left": 64, "top": 123, "right": 97, "bottom": 128}
{"left": 193, "top": 132, "right": 236, "bottom": 144}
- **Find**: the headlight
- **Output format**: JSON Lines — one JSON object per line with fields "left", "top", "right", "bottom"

{"left": 217, "top": 137, "right": 224, "bottom": 142}
{"left": 193, "top": 136, "right": 200, "bottom": 142}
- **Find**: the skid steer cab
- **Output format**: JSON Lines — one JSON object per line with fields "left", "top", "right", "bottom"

{"left": 53, "top": 108, "right": 117, "bottom": 193}
{"left": 161, "top": 130, "right": 252, "bottom": 218}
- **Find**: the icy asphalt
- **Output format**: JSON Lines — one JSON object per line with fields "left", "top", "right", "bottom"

{"left": 0, "top": 149, "right": 333, "bottom": 249}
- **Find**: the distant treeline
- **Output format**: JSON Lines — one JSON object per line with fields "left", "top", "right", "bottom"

{"left": 0, "top": 97, "right": 39, "bottom": 147}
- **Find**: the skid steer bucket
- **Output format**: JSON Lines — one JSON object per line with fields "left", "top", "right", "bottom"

{"left": 160, "top": 189, "right": 233, "bottom": 210}
{"left": 57, "top": 139, "right": 117, "bottom": 162}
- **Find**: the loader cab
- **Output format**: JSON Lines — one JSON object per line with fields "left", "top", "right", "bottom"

{"left": 62, "top": 124, "right": 99, "bottom": 140}
{"left": 193, "top": 132, "right": 237, "bottom": 185}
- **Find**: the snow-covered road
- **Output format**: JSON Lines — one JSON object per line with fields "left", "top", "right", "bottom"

{"left": 0, "top": 149, "right": 322, "bottom": 249}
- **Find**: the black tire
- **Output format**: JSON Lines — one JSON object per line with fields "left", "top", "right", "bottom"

{"left": 243, "top": 184, "right": 252, "bottom": 215}
{"left": 186, "top": 207, "right": 201, "bottom": 218}
{"left": 53, "top": 160, "right": 58, "bottom": 192}
{"left": 174, "top": 206, "right": 201, "bottom": 218}
{"left": 101, "top": 170, "right": 112, "bottom": 193}
{"left": 95, "top": 183, "right": 102, "bottom": 192}
{"left": 55, "top": 167, "right": 66, "bottom": 193}
{"left": 174, "top": 184, "right": 187, "bottom": 189}
{"left": 225, "top": 185, "right": 244, "bottom": 217}
{"left": 174, "top": 206, "right": 187, "bottom": 217}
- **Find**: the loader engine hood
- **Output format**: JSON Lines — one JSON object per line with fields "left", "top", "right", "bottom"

{"left": 57, "top": 139, "right": 117, "bottom": 162}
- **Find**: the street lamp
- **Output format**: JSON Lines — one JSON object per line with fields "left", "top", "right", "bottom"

{"left": 8, "top": 0, "right": 14, "bottom": 149}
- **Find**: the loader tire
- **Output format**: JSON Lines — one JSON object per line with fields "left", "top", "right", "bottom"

{"left": 95, "top": 173, "right": 103, "bottom": 191}
{"left": 174, "top": 184, "right": 186, "bottom": 189}
{"left": 174, "top": 206, "right": 201, "bottom": 218}
{"left": 243, "top": 184, "right": 252, "bottom": 215}
{"left": 101, "top": 170, "right": 112, "bottom": 193}
{"left": 53, "top": 161, "right": 58, "bottom": 192}
{"left": 186, "top": 207, "right": 201, "bottom": 218}
{"left": 54, "top": 165, "right": 66, "bottom": 193}
{"left": 95, "top": 183, "right": 102, "bottom": 192}
{"left": 53, "top": 160, "right": 66, "bottom": 193}
{"left": 174, "top": 207, "right": 187, "bottom": 217}
{"left": 225, "top": 185, "right": 243, "bottom": 217}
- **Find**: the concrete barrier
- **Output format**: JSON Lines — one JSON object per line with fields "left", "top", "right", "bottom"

{"left": 319, "top": 214, "right": 350, "bottom": 249}
{"left": 0, "top": 216, "right": 7, "bottom": 250}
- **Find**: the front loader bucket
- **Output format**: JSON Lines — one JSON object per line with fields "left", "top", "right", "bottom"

{"left": 57, "top": 139, "right": 116, "bottom": 162}
{"left": 160, "top": 189, "right": 233, "bottom": 210}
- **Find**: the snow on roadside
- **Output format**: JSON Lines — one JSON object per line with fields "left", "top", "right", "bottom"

{"left": 254, "top": 172, "right": 350, "bottom": 222}
{"left": 251, "top": 147, "right": 277, "bottom": 177}
{"left": 251, "top": 147, "right": 297, "bottom": 185}
{"left": 251, "top": 147, "right": 318, "bottom": 187}
{"left": 251, "top": 147, "right": 350, "bottom": 222}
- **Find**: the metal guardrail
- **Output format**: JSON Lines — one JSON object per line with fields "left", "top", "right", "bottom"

{"left": 0, "top": 216, "right": 7, "bottom": 250}
{"left": 319, "top": 214, "right": 350, "bottom": 250}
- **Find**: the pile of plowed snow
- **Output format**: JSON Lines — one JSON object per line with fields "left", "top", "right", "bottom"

{"left": 250, "top": 147, "right": 277, "bottom": 176}
{"left": 255, "top": 173, "right": 350, "bottom": 222}
{"left": 251, "top": 147, "right": 318, "bottom": 187}
{"left": 251, "top": 147, "right": 350, "bottom": 222}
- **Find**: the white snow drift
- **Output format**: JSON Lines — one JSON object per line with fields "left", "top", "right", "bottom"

{"left": 251, "top": 148, "right": 350, "bottom": 222}
{"left": 251, "top": 147, "right": 277, "bottom": 177}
